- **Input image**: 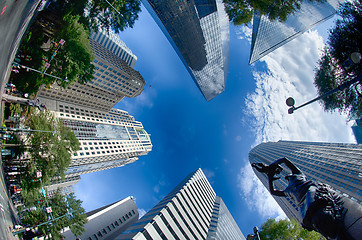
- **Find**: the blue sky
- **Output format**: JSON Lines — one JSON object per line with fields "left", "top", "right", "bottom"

{"left": 74, "top": 4, "right": 356, "bottom": 236}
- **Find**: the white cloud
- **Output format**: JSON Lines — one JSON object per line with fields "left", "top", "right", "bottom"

{"left": 237, "top": 29, "right": 355, "bottom": 220}
{"left": 238, "top": 163, "right": 287, "bottom": 219}
{"left": 245, "top": 30, "right": 355, "bottom": 145}
{"left": 235, "top": 25, "right": 252, "bottom": 42}
{"left": 203, "top": 169, "right": 216, "bottom": 184}
{"left": 114, "top": 88, "right": 155, "bottom": 115}
{"left": 153, "top": 185, "right": 160, "bottom": 193}
{"left": 153, "top": 179, "right": 166, "bottom": 194}
{"left": 138, "top": 208, "right": 147, "bottom": 219}
{"left": 235, "top": 135, "right": 242, "bottom": 141}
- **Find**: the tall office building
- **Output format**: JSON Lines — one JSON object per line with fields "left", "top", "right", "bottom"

{"left": 37, "top": 29, "right": 145, "bottom": 111}
{"left": 143, "top": 0, "right": 230, "bottom": 101}
{"left": 62, "top": 196, "right": 139, "bottom": 240}
{"left": 43, "top": 102, "right": 152, "bottom": 193}
{"left": 54, "top": 105, "right": 152, "bottom": 178}
{"left": 249, "top": 0, "right": 341, "bottom": 64}
{"left": 117, "top": 169, "right": 245, "bottom": 240}
{"left": 249, "top": 140, "right": 362, "bottom": 221}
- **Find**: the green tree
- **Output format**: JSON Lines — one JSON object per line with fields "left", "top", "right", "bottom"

{"left": 20, "top": 190, "right": 87, "bottom": 239}
{"left": 26, "top": 109, "right": 80, "bottom": 184}
{"left": 86, "top": 0, "right": 142, "bottom": 33}
{"left": 259, "top": 218, "right": 325, "bottom": 240}
{"left": 314, "top": 0, "right": 362, "bottom": 118}
{"left": 11, "top": 25, "right": 47, "bottom": 93}
{"left": 51, "top": 0, "right": 142, "bottom": 33}
{"left": 44, "top": 14, "right": 95, "bottom": 87}
{"left": 223, "top": 0, "right": 325, "bottom": 25}
{"left": 12, "top": 12, "right": 94, "bottom": 94}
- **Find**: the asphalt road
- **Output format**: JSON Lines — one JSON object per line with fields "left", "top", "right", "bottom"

{"left": 0, "top": 1, "right": 41, "bottom": 239}
{"left": 0, "top": 0, "right": 41, "bottom": 99}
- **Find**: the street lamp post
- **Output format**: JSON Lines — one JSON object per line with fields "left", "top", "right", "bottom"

{"left": 286, "top": 52, "right": 361, "bottom": 114}
{"left": 1, "top": 127, "right": 55, "bottom": 135}
{"left": 286, "top": 74, "right": 362, "bottom": 114}
{"left": 12, "top": 62, "right": 67, "bottom": 82}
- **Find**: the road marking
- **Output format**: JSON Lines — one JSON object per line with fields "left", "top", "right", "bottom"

{"left": 1, "top": 6, "right": 6, "bottom": 15}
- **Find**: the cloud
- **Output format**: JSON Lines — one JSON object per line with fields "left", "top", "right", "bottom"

{"left": 114, "top": 88, "right": 156, "bottom": 115}
{"left": 245, "top": 30, "right": 355, "bottom": 145}
{"left": 138, "top": 208, "right": 147, "bottom": 219}
{"left": 235, "top": 25, "right": 252, "bottom": 42}
{"left": 153, "top": 179, "right": 166, "bottom": 194}
{"left": 203, "top": 169, "right": 216, "bottom": 184}
{"left": 238, "top": 162, "right": 287, "bottom": 219}
{"left": 153, "top": 185, "right": 160, "bottom": 193}
{"left": 235, "top": 135, "right": 242, "bottom": 141}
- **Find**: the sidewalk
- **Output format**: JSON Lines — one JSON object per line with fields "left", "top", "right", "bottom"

{"left": 0, "top": 155, "right": 21, "bottom": 240}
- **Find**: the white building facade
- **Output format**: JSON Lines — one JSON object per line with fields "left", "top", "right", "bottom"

{"left": 53, "top": 105, "right": 152, "bottom": 178}
{"left": 62, "top": 196, "right": 139, "bottom": 240}
{"left": 117, "top": 169, "right": 245, "bottom": 240}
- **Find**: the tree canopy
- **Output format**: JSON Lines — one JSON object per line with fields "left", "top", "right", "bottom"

{"left": 314, "top": 0, "right": 362, "bottom": 117}
{"left": 223, "top": 0, "right": 325, "bottom": 25}
{"left": 54, "top": 0, "right": 142, "bottom": 33}
{"left": 12, "top": 12, "right": 95, "bottom": 94}
{"left": 26, "top": 109, "right": 80, "bottom": 184}
{"left": 46, "top": 14, "right": 95, "bottom": 87}
{"left": 20, "top": 190, "right": 87, "bottom": 239}
{"left": 259, "top": 218, "right": 325, "bottom": 240}
{"left": 87, "top": 0, "right": 142, "bottom": 33}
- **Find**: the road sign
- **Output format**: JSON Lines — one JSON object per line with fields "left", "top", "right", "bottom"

{"left": 36, "top": 172, "right": 42, "bottom": 178}
{"left": 59, "top": 39, "right": 65, "bottom": 45}
{"left": 46, "top": 207, "right": 52, "bottom": 213}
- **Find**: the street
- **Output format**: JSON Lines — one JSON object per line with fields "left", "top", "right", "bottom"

{"left": 0, "top": 0, "right": 41, "bottom": 101}
{"left": 0, "top": 1, "right": 41, "bottom": 239}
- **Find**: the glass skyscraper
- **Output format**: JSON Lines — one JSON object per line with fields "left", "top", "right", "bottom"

{"left": 249, "top": 140, "right": 362, "bottom": 221}
{"left": 116, "top": 169, "right": 245, "bottom": 240}
{"left": 249, "top": 0, "right": 341, "bottom": 64}
{"left": 143, "top": 0, "right": 230, "bottom": 101}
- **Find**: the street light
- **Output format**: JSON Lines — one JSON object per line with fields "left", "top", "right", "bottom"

{"left": 286, "top": 52, "right": 361, "bottom": 114}
{"left": 12, "top": 62, "right": 68, "bottom": 82}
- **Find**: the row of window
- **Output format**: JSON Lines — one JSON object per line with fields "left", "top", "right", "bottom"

{"left": 88, "top": 210, "right": 136, "bottom": 240}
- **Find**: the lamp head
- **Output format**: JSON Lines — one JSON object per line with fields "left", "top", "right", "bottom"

{"left": 286, "top": 97, "right": 295, "bottom": 107}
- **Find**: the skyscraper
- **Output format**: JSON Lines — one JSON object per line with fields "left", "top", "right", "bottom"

{"left": 41, "top": 100, "right": 152, "bottom": 193}
{"left": 249, "top": 0, "right": 341, "bottom": 64}
{"left": 143, "top": 0, "right": 230, "bottom": 101}
{"left": 54, "top": 105, "right": 152, "bottom": 178}
{"left": 116, "top": 169, "right": 245, "bottom": 240}
{"left": 37, "top": 28, "right": 145, "bottom": 111}
{"left": 249, "top": 140, "right": 362, "bottom": 221}
{"left": 62, "top": 196, "right": 139, "bottom": 240}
